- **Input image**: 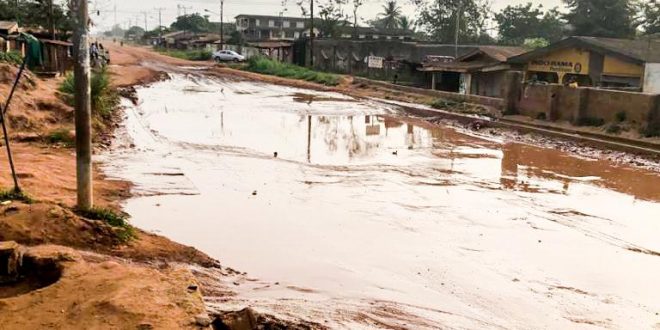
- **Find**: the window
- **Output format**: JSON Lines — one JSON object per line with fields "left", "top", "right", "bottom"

{"left": 283, "top": 20, "right": 290, "bottom": 28}
{"left": 269, "top": 20, "right": 275, "bottom": 27}
{"left": 359, "top": 34, "right": 366, "bottom": 39}
{"left": 255, "top": 19, "right": 260, "bottom": 26}
{"left": 296, "top": 21, "right": 304, "bottom": 28}
{"left": 294, "top": 31, "right": 300, "bottom": 38}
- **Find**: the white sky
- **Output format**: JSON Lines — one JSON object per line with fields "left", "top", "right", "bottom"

{"left": 90, "top": 0, "right": 564, "bottom": 32}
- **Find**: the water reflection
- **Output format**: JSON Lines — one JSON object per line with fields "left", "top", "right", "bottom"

{"left": 215, "top": 109, "right": 659, "bottom": 203}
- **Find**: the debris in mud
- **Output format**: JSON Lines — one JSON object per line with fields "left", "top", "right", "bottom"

{"left": 118, "top": 86, "right": 139, "bottom": 105}
{"left": 252, "top": 191, "right": 257, "bottom": 196}
{"left": 273, "top": 152, "right": 278, "bottom": 158}
{"left": 210, "top": 308, "right": 323, "bottom": 330}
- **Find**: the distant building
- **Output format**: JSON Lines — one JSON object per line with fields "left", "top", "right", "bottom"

{"left": 338, "top": 26, "right": 415, "bottom": 41}
{"left": 419, "top": 46, "right": 526, "bottom": 97}
{"left": 235, "top": 14, "right": 310, "bottom": 41}
{"left": 508, "top": 36, "right": 660, "bottom": 93}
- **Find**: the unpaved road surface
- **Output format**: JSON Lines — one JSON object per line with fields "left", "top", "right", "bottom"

{"left": 103, "top": 73, "right": 660, "bottom": 329}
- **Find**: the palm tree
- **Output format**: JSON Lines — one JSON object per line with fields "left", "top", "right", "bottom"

{"left": 378, "top": 1, "right": 402, "bottom": 30}
{"left": 399, "top": 16, "right": 415, "bottom": 32}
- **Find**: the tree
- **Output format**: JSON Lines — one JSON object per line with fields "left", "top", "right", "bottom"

{"left": 642, "top": 0, "right": 659, "bottom": 35}
{"left": 317, "top": 0, "right": 348, "bottom": 37}
{"left": 378, "top": 1, "right": 403, "bottom": 30}
{"left": 413, "top": 0, "right": 491, "bottom": 43}
{"left": 399, "top": 16, "right": 416, "bottom": 32}
{"left": 124, "top": 26, "right": 145, "bottom": 40}
{"left": 495, "top": 3, "right": 565, "bottom": 45}
{"left": 170, "top": 13, "right": 211, "bottom": 33}
{"left": 563, "top": 0, "right": 637, "bottom": 38}
{"left": 0, "top": 0, "right": 73, "bottom": 38}
{"left": 351, "top": 0, "right": 364, "bottom": 38}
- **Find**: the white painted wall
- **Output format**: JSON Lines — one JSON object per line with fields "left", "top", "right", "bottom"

{"left": 643, "top": 63, "right": 660, "bottom": 94}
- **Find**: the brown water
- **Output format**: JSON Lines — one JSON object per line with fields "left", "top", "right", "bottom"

{"left": 104, "top": 74, "right": 660, "bottom": 329}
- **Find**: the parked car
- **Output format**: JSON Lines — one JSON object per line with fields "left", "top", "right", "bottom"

{"left": 212, "top": 50, "right": 245, "bottom": 62}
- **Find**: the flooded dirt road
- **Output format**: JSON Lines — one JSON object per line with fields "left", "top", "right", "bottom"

{"left": 104, "top": 74, "right": 660, "bottom": 329}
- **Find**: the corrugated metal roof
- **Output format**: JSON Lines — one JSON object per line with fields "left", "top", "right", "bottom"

{"left": 508, "top": 36, "right": 660, "bottom": 64}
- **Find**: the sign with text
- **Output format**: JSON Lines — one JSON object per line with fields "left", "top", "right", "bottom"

{"left": 367, "top": 56, "right": 384, "bottom": 69}
{"left": 527, "top": 47, "right": 590, "bottom": 75}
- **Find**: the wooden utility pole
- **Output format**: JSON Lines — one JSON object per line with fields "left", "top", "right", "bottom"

{"left": 72, "top": 0, "right": 93, "bottom": 209}
{"left": 310, "top": 0, "right": 314, "bottom": 66}
{"left": 48, "top": 0, "right": 55, "bottom": 40}
{"left": 220, "top": 0, "right": 224, "bottom": 49}
{"left": 155, "top": 7, "right": 165, "bottom": 45}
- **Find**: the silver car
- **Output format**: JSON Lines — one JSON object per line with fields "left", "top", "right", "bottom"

{"left": 212, "top": 50, "right": 245, "bottom": 62}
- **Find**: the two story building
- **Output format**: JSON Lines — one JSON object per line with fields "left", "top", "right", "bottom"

{"left": 235, "top": 14, "right": 309, "bottom": 41}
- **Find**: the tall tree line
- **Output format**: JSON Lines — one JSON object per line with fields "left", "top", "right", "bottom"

{"left": 0, "top": 0, "right": 73, "bottom": 38}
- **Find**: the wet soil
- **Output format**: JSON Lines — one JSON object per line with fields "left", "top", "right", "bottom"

{"left": 103, "top": 73, "right": 660, "bottom": 329}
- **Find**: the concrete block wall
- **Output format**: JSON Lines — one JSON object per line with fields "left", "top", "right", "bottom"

{"left": 514, "top": 82, "right": 660, "bottom": 133}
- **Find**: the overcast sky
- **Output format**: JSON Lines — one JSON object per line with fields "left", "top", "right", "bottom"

{"left": 91, "top": 0, "right": 564, "bottom": 32}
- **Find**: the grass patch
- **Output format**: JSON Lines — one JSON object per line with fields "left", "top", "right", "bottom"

{"left": 157, "top": 49, "right": 212, "bottom": 61}
{"left": 46, "top": 128, "right": 74, "bottom": 146}
{"left": 577, "top": 117, "right": 605, "bottom": 127}
{"left": 0, "top": 51, "right": 23, "bottom": 65}
{"left": 243, "top": 56, "right": 340, "bottom": 86}
{"left": 0, "top": 188, "right": 33, "bottom": 204}
{"left": 58, "top": 68, "right": 120, "bottom": 119}
{"left": 76, "top": 206, "right": 136, "bottom": 242}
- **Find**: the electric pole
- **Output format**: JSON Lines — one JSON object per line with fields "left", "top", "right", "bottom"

{"left": 48, "top": 0, "right": 55, "bottom": 40}
{"left": 220, "top": 0, "right": 224, "bottom": 49}
{"left": 310, "top": 0, "right": 314, "bottom": 66}
{"left": 72, "top": 0, "right": 93, "bottom": 209}
{"left": 155, "top": 7, "right": 165, "bottom": 45}
{"left": 454, "top": 0, "right": 461, "bottom": 59}
{"left": 142, "top": 11, "right": 148, "bottom": 32}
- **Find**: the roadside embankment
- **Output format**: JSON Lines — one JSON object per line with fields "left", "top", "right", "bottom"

{"left": 0, "top": 44, "right": 225, "bottom": 329}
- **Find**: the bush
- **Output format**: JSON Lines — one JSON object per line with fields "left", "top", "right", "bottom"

{"left": 577, "top": 117, "right": 605, "bottom": 127}
{"left": 606, "top": 123, "right": 622, "bottom": 134}
{"left": 58, "top": 68, "right": 119, "bottom": 119}
{"left": 615, "top": 111, "right": 627, "bottom": 123}
{"left": 243, "top": 56, "right": 340, "bottom": 86}
{"left": 0, "top": 51, "right": 23, "bottom": 65}
{"left": 76, "top": 206, "right": 135, "bottom": 242}
{"left": 46, "top": 128, "right": 74, "bottom": 146}
{"left": 157, "top": 49, "right": 212, "bottom": 61}
{"left": 0, "top": 188, "right": 33, "bottom": 204}
{"left": 641, "top": 125, "right": 660, "bottom": 138}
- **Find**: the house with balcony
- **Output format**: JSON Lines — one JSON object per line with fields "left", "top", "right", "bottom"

{"left": 235, "top": 14, "right": 310, "bottom": 41}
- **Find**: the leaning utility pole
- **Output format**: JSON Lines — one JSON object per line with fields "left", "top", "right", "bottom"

{"left": 310, "top": 0, "right": 314, "bottom": 66}
{"left": 72, "top": 0, "right": 93, "bottom": 209}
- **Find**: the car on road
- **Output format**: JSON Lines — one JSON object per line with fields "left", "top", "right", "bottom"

{"left": 212, "top": 50, "right": 245, "bottom": 63}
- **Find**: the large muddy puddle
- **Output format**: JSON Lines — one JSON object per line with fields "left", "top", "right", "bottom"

{"left": 103, "top": 74, "right": 660, "bottom": 329}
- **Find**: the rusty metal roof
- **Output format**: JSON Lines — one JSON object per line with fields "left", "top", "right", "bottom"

{"left": 509, "top": 36, "right": 660, "bottom": 65}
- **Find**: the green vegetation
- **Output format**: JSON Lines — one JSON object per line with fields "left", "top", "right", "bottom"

{"left": 615, "top": 111, "right": 627, "bottom": 123}
{"left": 577, "top": 117, "right": 605, "bottom": 127}
{"left": 606, "top": 123, "right": 623, "bottom": 134}
{"left": 58, "top": 68, "right": 119, "bottom": 119}
{"left": 157, "top": 49, "right": 212, "bottom": 61}
{"left": 0, "top": 51, "right": 22, "bottom": 65}
{"left": 244, "top": 56, "right": 340, "bottom": 86}
{"left": 46, "top": 128, "right": 74, "bottom": 146}
{"left": 641, "top": 125, "right": 660, "bottom": 138}
{"left": 76, "top": 207, "right": 135, "bottom": 242}
{"left": 0, "top": 188, "right": 33, "bottom": 204}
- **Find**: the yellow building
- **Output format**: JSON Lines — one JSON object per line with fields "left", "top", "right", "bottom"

{"left": 508, "top": 36, "right": 660, "bottom": 92}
